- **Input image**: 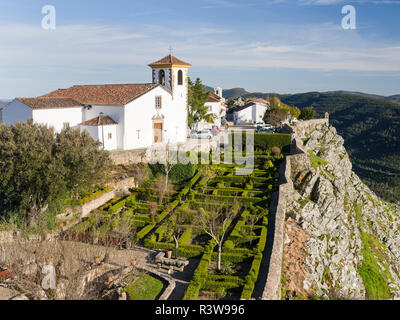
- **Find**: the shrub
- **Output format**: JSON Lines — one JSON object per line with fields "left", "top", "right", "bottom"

{"left": 169, "top": 163, "right": 196, "bottom": 182}
{"left": 178, "top": 228, "right": 192, "bottom": 246}
{"left": 232, "top": 132, "right": 292, "bottom": 153}
{"left": 183, "top": 281, "right": 201, "bottom": 300}
{"left": 223, "top": 240, "right": 235, "bottom": 250}
{"left": 135, "top": 224, "right": 155, "bottom": 241}
{"left": 108, "top": 199, "right": 126, "bottom": 214}
{"left": 299, "top": 106, "right": 316, "bottom": 120}
{"left": 271, "top": 147, "right": 281, "bottom": 157}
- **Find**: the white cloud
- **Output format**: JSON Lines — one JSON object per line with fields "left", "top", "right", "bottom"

{"left": 0, "top": 20, "right": 399, "bottom": 98}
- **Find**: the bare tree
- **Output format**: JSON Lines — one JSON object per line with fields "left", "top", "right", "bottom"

{"left": 164, "top": 210, "right": 190, "bottom": 259}
{"left": 152, "top": 174, "right": 171, "bottom": 205}
{"left": 196, "top": 206, "right": 236, "bottom": 271}
{"left": 200, "top": 166, "right": 217, "bottom": 194}
{"left": 131, "top": 164, "right": 148, "bottom": 187}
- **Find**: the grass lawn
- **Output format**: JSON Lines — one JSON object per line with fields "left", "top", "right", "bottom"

{"left": 123, "top": 274, "right": 164, "bottom": 300}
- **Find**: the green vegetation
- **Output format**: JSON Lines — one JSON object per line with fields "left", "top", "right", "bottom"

{"left": 281, "top": 92, "right": 400, "bottom": 203}
{"left": 358, "top": 232, "right": 392, "bottom": 300}
{"left": 0, "top": 120, "right": 111, "bottom": 229}
{"left": 263, "top": 94, "right": 300, "bottom": 126}
{"left": 308, "top": 150, "right": 328, "bottom": 168}
{"left": 231, "top": 131, "right": 292, "bottom": 153}
{"left": 299, "top": 106, "right": 316, "bottom": 120}
{"left": 352, "top": 202, "right": 393, "bottom": 300}
{"left": 122, "top": 274, "right": 164, "bottom": 300}
{"left": 182, "top": 152, "right": 278, "bottom": 300}
{"left": 188, "top": 77, "right": 214, "bottom": 128}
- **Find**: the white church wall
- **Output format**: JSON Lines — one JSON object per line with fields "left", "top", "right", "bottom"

{"left": 124, "top": 86, "right": 173, "bottom": 150}
{"left": 97, "top": 125, "right": 117, "bottom": 151}
{"left": 81, "top": 125, "right": 98, "bottom": 141}
{"left": 83, "top": 105, "right": 124, "bottom": 150}
{"left": 32, "top": 107, "right": 82, "bottom": 133}
{"left": 2, "top": 99, "right": 33, "bottom": 125}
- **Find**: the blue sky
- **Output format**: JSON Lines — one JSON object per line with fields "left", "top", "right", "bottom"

{"left": 0, "top": 0, "right": 400, "bottom": 98}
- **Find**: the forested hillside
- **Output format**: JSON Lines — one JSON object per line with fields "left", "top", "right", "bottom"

{"left": 281, "top": 92, "right": 400, "bottom": 203}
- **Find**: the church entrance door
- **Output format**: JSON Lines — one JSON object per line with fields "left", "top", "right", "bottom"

{"left": 153, "top": 122, "right": 163, "bottom": 143}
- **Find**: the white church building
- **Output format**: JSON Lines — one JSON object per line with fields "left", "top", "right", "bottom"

{"left": 2, "top": 55, "right": 192, "bottom": 151}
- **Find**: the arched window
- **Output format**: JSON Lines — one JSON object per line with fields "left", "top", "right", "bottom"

{"left": 177, "top": 70, "right": 183, "bottom": 85}
{"left": 159, "top": 70, "right": 165, "bottom": 86}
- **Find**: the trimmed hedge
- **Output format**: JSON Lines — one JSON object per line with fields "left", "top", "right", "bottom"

{"left": 202, "top": 275, "right": 245, "bottom": 291}
{"left": 135, "top": 224, "right": 155, "bottom": 241}
{"left": 211, "top": 251, "right": 251, "bottom": 263}
{"left": 178, "top": 228, "right": 192, "bottom": 246}
{"left": 231, "top": 132, "right": 292, "bottom": 152}
{"left": 240, "top": 253, "right": 263, "bottom": 300}
{"left": 193, "top": 193, "right": 262, "bottom": 206}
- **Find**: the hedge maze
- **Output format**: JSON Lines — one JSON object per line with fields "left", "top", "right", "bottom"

{"left": 66, "top": 133, "right": 287, "bottom": 300}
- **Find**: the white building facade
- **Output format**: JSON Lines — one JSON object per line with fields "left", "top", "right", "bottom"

{"left": 2, "top": 55, "right": 192, "bottom": 151}
{"left": 233, "top": 100, "right": 269, "bottom": 125}
{"left": 196, "top": 88, "right": 227, "bottom": 130}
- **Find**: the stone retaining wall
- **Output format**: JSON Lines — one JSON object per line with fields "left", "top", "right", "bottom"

{"left": 262, "top": 156, "right": 293, "bottom": 299}
{"left": 109, "top": 148, "right": 148, "bottom": 165}
{"left": 80, "top": 190, "right": 116, "bottom": 218}
{"left": 262, "top": 118, "right": 326, "bottom": 299}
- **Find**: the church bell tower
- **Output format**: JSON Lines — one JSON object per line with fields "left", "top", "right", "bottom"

{"left": 148, "top": 54, "right": 191, "bottom": 100}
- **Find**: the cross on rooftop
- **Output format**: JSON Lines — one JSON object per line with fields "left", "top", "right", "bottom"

{"left": 168, "top": 46, "right": 173, "bottom": 55}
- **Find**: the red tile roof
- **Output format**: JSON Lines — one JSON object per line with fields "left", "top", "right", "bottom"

{"left": 81, "top": 114, "right": 118, "bottom": 126}
{"left": 16, "top": 97, "right": 82, "bottom": 110}
{"left": 148, "top": 54, "right": 191, "bottom": 67}
{"left": 41, "top": 83, "right": 159, "bottom": 105}
{"left": 207, "top": 92, "right": 223, "bottom": 103}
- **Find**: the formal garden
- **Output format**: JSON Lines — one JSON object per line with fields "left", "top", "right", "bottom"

{"left": 60, "top": 132, "right": 291, "bottom": 300}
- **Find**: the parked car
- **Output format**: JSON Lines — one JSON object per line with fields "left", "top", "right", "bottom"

{"left": 257, "top": 127, "right": 274, "bottom": 133}
{"left": 190, "top": 129, "right": 213, "bottom": 139}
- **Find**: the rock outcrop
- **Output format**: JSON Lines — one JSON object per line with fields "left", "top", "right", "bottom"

{"left": 283, "top": 124, "right": 400, "bottom": 300}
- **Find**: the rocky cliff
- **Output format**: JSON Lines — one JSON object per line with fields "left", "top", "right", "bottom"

{"left": 282, "top": 123, "right": 400, "bottom": 300}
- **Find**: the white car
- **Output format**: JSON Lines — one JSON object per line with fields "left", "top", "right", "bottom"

{"left": 190, "top": 129, "right": 213, "bottom": 139}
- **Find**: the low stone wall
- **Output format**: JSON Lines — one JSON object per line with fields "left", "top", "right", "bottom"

{"left": 262, "top": 119, "right": 325, "bottom": 299}
{"left": 109, "top": 148, "right": 148, "bottom": 165}
{"left": 291, "top": 118, "right": 329, "bottom": 138}
{"left": 81, "top": 190, "right": 116, "bottom": 218}
{"left": 262, "top": 157, "right": 293, "bottom": 300}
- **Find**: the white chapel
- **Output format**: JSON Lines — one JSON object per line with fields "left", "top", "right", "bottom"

{"left": 2, "top": 55, "right": 192, "bottom": 151}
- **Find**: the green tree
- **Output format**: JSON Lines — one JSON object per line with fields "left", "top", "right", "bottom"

{"left": 299, "top": 106, "right": 316, "bottom": 120}
{"left": 55, "top": 127, "right": 112, "bottom": 200}
{"left": 0, "top": 121, "right": 112, "bottom": 228}
{"left": 263, "top": 95, "right": 301, "bottom": 126}
{"left": 263, "top": 108, "right": 289, "bottom": 127}
{"left": 0, "top": 120, "right": 66, "bottom": 227}
{"left": 188, "top": 78, "right": 215, "bottom": 128}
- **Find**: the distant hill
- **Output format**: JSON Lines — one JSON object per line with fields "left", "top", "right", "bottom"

{"left": 222, "top": 88, "right": 251, "bottom": 99}
{"left": 280, "top": 92, "right": 400, "bottom": 203}
{"left": 388, "top": 95, "right": 400, "bottom": 103}
{"left": 221, "top": 88, "right": 400, "bottom": 202}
